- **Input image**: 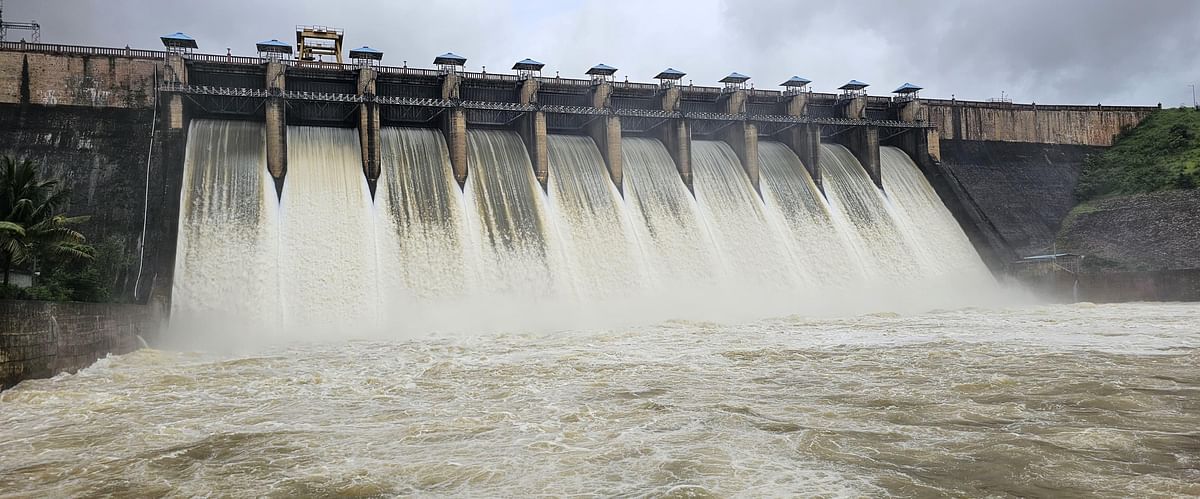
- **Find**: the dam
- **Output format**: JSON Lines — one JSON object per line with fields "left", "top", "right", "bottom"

{"left": 1, "top": 27, "right": 1198, "bottom": 496}
{"left": 113, "top": 36, "right": 1011, "bottom": 333}
{"left": 171, "top": 119, "right": 995, "bottom": 335}
{"left": 0, "top": 37, "right": 1153, "bottom": 312}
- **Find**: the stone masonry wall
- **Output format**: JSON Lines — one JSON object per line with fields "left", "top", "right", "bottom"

{"left": 0, "top": 50, "right": 158, "bottom": 108}
{"left": 0, "top": 300, "right": 159, "bottom": 390}
{"left": 925, "top": 100, "right": 1155, "bottom": 146}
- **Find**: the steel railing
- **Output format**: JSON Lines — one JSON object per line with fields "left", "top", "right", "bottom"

{"left": 161, "top": 83, "right": 931, "bottom": 127}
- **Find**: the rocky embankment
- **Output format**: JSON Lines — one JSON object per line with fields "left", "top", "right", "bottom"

{"left": 1058, "top": 189, "right": 1200, "bottom": 272}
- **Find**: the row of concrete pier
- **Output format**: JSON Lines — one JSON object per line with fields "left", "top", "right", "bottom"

{"left": 160, "top": 53, "right": 939, "bottom": 198}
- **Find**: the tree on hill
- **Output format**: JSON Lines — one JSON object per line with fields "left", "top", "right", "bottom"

{"left": 0, "top": 156, "right": 93, "bottom": 289}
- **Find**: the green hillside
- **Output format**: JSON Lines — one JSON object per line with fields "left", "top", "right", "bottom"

{"left": 1075, "top": 108, "right": 1200, "bottom": 201}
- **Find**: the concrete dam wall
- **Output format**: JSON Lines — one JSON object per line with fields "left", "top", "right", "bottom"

{"left": 925, "top": 99, "right": 1154, "bottom": 147}
{"left": 0, "top": 300, "right": 160, "bottom": 389}
{"left": 0, "top": 42, "right": 1162, "bottom": 300}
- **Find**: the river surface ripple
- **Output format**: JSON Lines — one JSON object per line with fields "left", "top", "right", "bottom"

{"left": 2, "top": 302, "right": 1199, "bottom": 497}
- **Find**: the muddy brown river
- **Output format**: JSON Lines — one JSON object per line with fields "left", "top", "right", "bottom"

{"left": 2, "top": 302, "right": 1198, "bottom": 497}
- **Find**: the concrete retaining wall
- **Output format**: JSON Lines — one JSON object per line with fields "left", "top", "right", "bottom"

{"left": 1019, "top": 269, "right": 1200, "bottom": 303}
{"left": 925, "top": 99, "right": 1156, "bottom": 146}
{"left": 938, "top": 139, "right": 1098, "bottom": 258}
{"left": 0, "top": 103, "right": 181, "bottom": 303}
{"left": 0, "top": 50, "right": 157, "bottom": 108}
{"left": 0, "top": 300, "right": 160, "bottom": 390}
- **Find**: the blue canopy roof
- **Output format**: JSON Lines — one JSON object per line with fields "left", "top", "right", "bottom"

{"left": 892, "top": 82, "right": 923, "bottom": 94}
{"left": 513, "top": 58, "right": 545, "bottom": 71}
{"left": 434, "top": 52, "right": 467, "bottom": 65}
{"left": 780, "top": 76, "right": 811, "bottom": 87}
{"left": 720, "top": 72, "right": 751, "bottom": 83}
{"left": 349, "top": 46, "right": 384, "bottom": 60}
{"left": 655, "top": 68, "right": 686, "bottom": 80}
{"left": 839, "top": 80, "right": 869, "bottom": 90}
{"left": 586, "top": 63, "right": 618, "bottom": 76}
{"left": 160, "top": 32, "right": 197, "bottom": 49}
{"left": 256, "top": 39, "right": 292, "bottom": 54}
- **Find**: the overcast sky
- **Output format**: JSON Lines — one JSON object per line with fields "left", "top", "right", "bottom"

{"left": 7, "top": 0, "right": 1199, "bottom": 105}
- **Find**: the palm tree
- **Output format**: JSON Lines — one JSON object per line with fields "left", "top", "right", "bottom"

{"left": 0, "top": 156, "right": 92, "bottom": 287}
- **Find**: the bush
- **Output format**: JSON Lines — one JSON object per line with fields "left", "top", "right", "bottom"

{"left": 0, "top": 283, "right": 30, "bottom": 300}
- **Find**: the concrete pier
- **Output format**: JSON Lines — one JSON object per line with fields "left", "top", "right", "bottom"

{"left": 722, "top": 89, "right": 747, "bottom": 115}
{"left": 517, "top": 77, "right": 549, "bottom": 190}
{"left": 443, "top": 107, "right": 468, "bottom": 188}
{"left": 838, "top": 95, "right": 881, "bottom": 188}
{"left": 520, "top": 77, "right": 539, "bottom": 106}
{"left": 164, "top": 53, "right": 186, "bottom": 130}
{"left": 592, "top": 81, "right": 612, "bottom": 109}
{"left": 659, "top": 120, "right": 693, "bottom": 192}
{"left": 781, "top": 123, "right": 822, "bottom": 193}
{"left": 844, "top": 126, "right": 882, "bottom": 188}
{"left": 440, "top": 71, "right": 468, "bottom": 188}
{"left": 357, "top": 67, "right": 381, "bottom": 196}
{"left": 657, "top": 85, "right": 692, "bottom": 191}
{"left": 723, "top": 122, "right": 760, "bottom": 195}
{"left": 785, "top": 91, "right": 808, "bottom": 117}
{"left": 779, "top": 92, "right": 821, "bottom": 192}
{"left": 518, "top": 111, "right": 549, "bottom": 190}
{"left": 588, "top": 81, "right": 623, "bottom": 192}
{"left": 661, "top": 86, "right": 682, "bottom": 113}
{"left": 441, "top": 71, "right": 461, "bottom": 100}
{"left": 265, "top": 61, "right": 287, "bottom": 197}
{"left": 589, "top": 115, "right": 623, "bottom": 193}
{"left": 719, "top": 89, "right": 760, "bottom": 194}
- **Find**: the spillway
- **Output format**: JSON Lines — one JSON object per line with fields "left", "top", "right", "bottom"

{"left": 819, "top": 143, "right": 924, "bottom": 281}
{"left": 173, "top": 121, "right": 1000, "bottom": 335}
{"left": 459, "top": 130, "right": 562, "bottom": 328}
{"left": 280, "top": 126, "right": 380, "bottom": 334}
{"left": 545, "top": 134, "right": 643, "bottom": 303}
{"left": 691, "top": 140, "right": 803, "bottom": 294}
{"left": 757, "top": 141, "right": 868, "bottom": 285}
{"left": 620, "top": 137, "right": 724, "bottom": 309}
{"left": 879, "top": 146, "right": 994, "bottom": 285}
{"left": 171, "top": 120, "right": 280, "bottom": 337}
{"left": 374, "top": 127, "right": 470, "bottom": 329}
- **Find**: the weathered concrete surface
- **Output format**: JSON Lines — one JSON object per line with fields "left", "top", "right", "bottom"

{"left": 588, "top": 115, "right": 622, "bottom": 192}
{"left": 926, "top": 100, "right": 1155, "bottom": 146}
{"left": 0, "top": 51, "right": 156, "bottom": 108}
{"left": 1058, "top": 189, "right": 1200, "bottom": 272}
{"left": 357, "top": 68, "right": 380, "bottom": 192}
{"left": 841, "top": 126, "right": 881, "bottom": 188}
{"left": 444, "top": 107, "right": 468, "bottom": 187}
{"left": 722, "top": 122, "right": 759, "bottom": 194}
{"left": 265, "top": 62, "right": 287, "bottom": 188}
{"left": 518, "top": 111, "right": 549, "bottom": 190}
{"left": 659, "top": 120, "right": 692, "bottom": 192}
{"left": 0, "top": 104, "right": 181, "bottom": 302}
{"left": 1018, "top": 269, "right": 1200, "bottom": 303}
{"left": 939, "top": 139, "right": 1098, "bottom": 258}
{"left": 0, "top": 300, "right": 159, "bottom": 390}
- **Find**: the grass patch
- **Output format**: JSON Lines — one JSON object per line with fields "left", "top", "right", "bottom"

{"left": 1076, "top": 108, "right": 1200, "bottom": 201}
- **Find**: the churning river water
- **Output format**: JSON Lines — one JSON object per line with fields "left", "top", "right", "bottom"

{"left": 2, "top": 302, "right": 1198, "bottom": 497}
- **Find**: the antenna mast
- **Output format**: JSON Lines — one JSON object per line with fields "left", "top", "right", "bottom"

{"left": 0, "top": 0, "right": 42, "bottom": 42}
